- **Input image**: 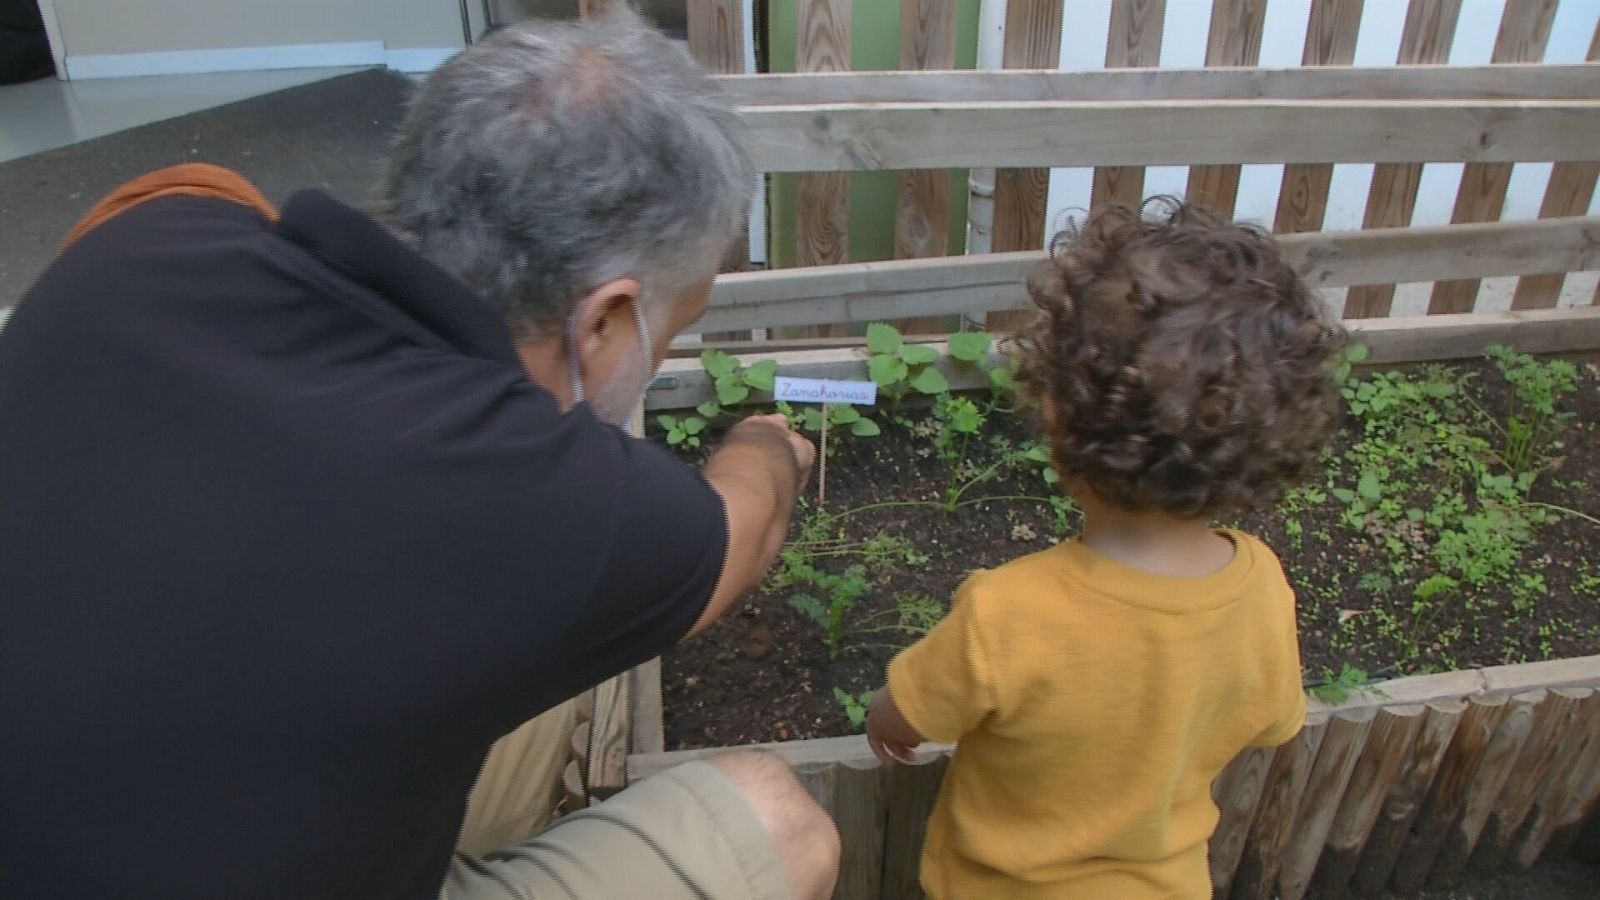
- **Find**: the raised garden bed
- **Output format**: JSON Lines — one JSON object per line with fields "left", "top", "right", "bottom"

{"left": 656, "top": 339, "right": 1600, "bottom": 750}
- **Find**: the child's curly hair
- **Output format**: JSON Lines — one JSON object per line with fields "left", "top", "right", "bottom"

{"left": 1015, "top": 198, "right": 1345, "bottom": 518}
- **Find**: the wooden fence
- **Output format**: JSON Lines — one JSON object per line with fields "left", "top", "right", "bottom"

{"left": 631, "top": 656, "right": 1600, "bottom": 900}
{"left": 680, "top": 0, "right": 1600, "bottom": 335}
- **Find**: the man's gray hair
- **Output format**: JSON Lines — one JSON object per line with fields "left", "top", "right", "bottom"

{"left": 379, "top": 11, "right": 755, "bottom": 339}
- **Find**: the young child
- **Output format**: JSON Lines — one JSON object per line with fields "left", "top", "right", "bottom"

{"left": 866, "top": 199, "right": 1345, "bottom": 899}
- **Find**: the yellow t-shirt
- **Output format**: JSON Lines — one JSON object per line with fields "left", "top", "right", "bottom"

{"left": 888, "top": 529, "right": 1306, "bottom": 900}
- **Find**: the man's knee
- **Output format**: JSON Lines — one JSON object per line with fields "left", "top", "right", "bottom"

{"left": 706, "top": 751, "right": 841, "bottom": 899}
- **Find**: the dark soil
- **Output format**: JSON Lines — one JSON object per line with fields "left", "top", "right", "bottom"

{"left": 661, "top": 358, "right": 1600, "bottom": 750}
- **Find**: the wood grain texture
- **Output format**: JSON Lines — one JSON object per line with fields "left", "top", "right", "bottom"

{"left": 1468, "top": 688, "right": 1591, "bottom": 874}
{"left": 1512, "top": 19, "right": 1600, "bottom": 309}
{"left": 719, "top": 62, "right": 1600, "bottom": 105}
{"left": 1277, "top": 709, "right": 1377, "bottom": 900}
{"left": 1209, "top": 745, "right": 1278, "bottom": 897}
{"left": 1427, "top": 691, "right": 1542, "bottom": 888}
{"left": 1230, "top": 717, "right": 1329, "bottom": 900}
{"left": 1186, "top": 0, "right": 1268, "bottom": 217}
{"left": 740, "top": 100, "right": 1600, "bottom": 173}
{"left": 1389, "top": 695, "right": 1512, "bottom": 894}
{"left": 793, "top": 0, "right": 852, "bottom": 337}
{"left": 1345, "top": 0, "right": 1463, "bottom": 317}
{"left": 1429, "top": 0, "right": 1561, "bottom": 314}
{"left": 1351, "top": 699, "right": 1468, "bottom": 896}
{"left": 690, "top": 216, "right": 1600, "bottom": 335}
{"left": 880, "top": 756, "right": 951, "bottom": 899}
{"left": 1312, "top": 705, "right": 1429, "bottom": 899}
{"left": 1275, "top": 0, "right": 1365, "bottom": 235}
{"left": 894, "top": 0, "right": 958, "bottom": 335}
{"left": 1511, "top": 690, "right": 1600, "bottom": 869}
{"left": 1092, "top": 0, "right": 1167, "bottom": 211}
{"left": 987, "top": 0, "right": 1064, "bottom": 333}
{"left": 687, "top": 0, "right": 745, "bottom": 74}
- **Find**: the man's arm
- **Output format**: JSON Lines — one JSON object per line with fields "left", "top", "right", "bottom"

{"left": 688, "top": 414, "right": 814, "bottom": 640}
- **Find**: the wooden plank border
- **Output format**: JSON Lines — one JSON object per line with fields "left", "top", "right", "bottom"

{"left": 740, "top": 99, "right": 1600, "bottom": 173}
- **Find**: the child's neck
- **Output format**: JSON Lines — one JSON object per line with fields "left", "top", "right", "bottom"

{"left": 1074, "top": 491, "right": 1236, "bottom": 579}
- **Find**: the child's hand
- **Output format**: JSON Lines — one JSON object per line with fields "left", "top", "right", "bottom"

{"left": 866, "top": 686, "right": 924, "bottom": 767}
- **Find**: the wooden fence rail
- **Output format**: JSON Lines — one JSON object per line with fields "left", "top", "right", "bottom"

{"left": 631, "top": 656, "right": 1600, "bottom": 900}
{"left": 739, "top": 99, "right": 1600, "bottom": 174}
{"left": 688, "top": 215, "right": 1600, "bottom": 335}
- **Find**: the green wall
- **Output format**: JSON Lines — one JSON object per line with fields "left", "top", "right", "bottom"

{"left": 766, "top": 1, "right": 981, "bottom": 270}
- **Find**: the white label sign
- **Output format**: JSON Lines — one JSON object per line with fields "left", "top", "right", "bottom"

{"left": 772, "top": 376, "right": 878, "bottom": 406}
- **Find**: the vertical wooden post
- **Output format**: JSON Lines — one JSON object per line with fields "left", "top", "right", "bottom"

{"left": 894, "top": 0, "right": 958, "bottom": 336}
{"left": 1350, "top": 699, "right": 1466, "bottom": 897}
{"left": 1388, "top": 695, "right": 1511, "bottom": 894}
{"left": 794, "top": 0, "right": 852, "bottom": 340}
{"left": 1427, "top": 0, "right": 1561, "bottom": 314}
{"left": 1209, "top": 745, "right": 1279, "bottom": 896}
{"left": 985, "top": 0, "right": 1064, "bottom": 334}
{"left": 880, "top": 755, "right": 951, "bottom": 900}
{"left": 688, "top": 0, "right": 753, "bottom": 342}
{"left": 1185, "top": 0, "right": 1268, "bottom": 217}
{"left": 1426, "top": 690, "right": 1542, "bottom": 888}
{"left": 1511, "top": 20, "right": 1600, "bottom": 310}
{"left": 1312, "top": 704, "right": 1428, "bottom": 900}
{"left": 1090, "top": 0, "right": 1167, "bottom": 210}
{"left": 1273, "top": 0, "right": 1365, "bottom": 235}
{"left": 1276, "top": 708, "right": 1377, "bottom": 900}
{"left": 1510, "top": 690, "right": 1600, "bottom": 870}
{"left": 1230, "top": 716, "right": 1328, "bottom": 900}
{"left": 1343, "top": 0, "right": 1464, "bottom": 318}
{"left": 797, "top": 759, "right": 889, "bottom": 900}
{"left": 1469, "top": 688, "right": 1589, "bottom": 874}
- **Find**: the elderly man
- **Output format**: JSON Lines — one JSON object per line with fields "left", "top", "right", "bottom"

{"left": 0, "top": 14, "right": 838, "bottom": 900}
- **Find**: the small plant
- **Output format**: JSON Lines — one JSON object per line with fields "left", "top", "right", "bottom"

{"left": 787, "top": 563, "right": 871, "bottom": 658}
{"left": 1480, "top": 345, "right": 1577, "bottom": 477}
{"left": 777, "top": 400, "right": 882, "bottom": 438}
{"left": 657, "top": 349, "right": 777, "bottom": 447}
{"left": 833, "top": 687, "right": 875, "bottom": 730}
{"left": 1307, "top": 663, "right": 1378, "bottom": 704}
{"left": 867, "top": 322, "right": 949, "bottom": 399}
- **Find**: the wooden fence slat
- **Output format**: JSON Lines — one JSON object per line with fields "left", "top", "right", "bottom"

{"left": 1274, "top": 0, "right": 1365, "bottom": 235}
{"left": 718, "top": 63, "right": 1600, "bottom": 105}
{"left": 1091, "top": 0, "right": 1168, "bottom": 211}
{"left": 1312, "top": 705, "right": 1429, "bottom": 900}
{"left": 894, "top": 0, "right": 958, "bottom": 336}
{"left": 1343, "top": 0, "right": 1463, "bottom": 318}
{"left": 740, "top": 99, "right": 1600, "bottom": 173}
{"left": 1276, "top": 708, "right": 1377, "bottom": 900}
{"left": 880, "top": 756, "right": 951, "bottom": 899}
{"left": 687, "top": 0, "right": 745, "bottom": 75}
{"left": 1512, "top": 20, "right": 1600, "bottom": 310}
{"left": 812, "top": 760, "right": 888, "bottom": 900}
{"left": 793, "top": 0, "right": 852, "bottom": 336}
{"left": 1209, "top": 745, "right": 1279, "bottom": 896}
{"left": 1350, "top": 699, "right": 1468, "bottom": 897}
{"left": 1469, "top": 687, "right": 1591, "bottom": 874}
{"left": 1511, "top": 690, "right": 1600, "bottom": 869}
{"left": 1186, "top": 0, "right": 1268, "bottom": 217}
{"left": 1426, "top": 690, "right": 1543, "bottom": 888}
{"left": 1388, "top": 695, "right": 1512, "bottom": 894}
{"left": 986, "top": 0, "right": 1064, "bottom": 334}
{"left": 693, "top": 216, "right": 1600, "bottom": 334}
{"left": 1230, "top": 717, "right": 1329, "bottom": 900}
{"left": 1428, "top": 0, "right": 1562, "bottom": 314}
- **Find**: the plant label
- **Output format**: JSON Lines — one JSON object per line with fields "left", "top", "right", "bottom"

{"left": 772, "top": 377, "right": 878, "bottom": 406}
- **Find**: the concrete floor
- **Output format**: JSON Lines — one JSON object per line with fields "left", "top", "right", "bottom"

{"left": 0, "top": 68, "right": 366, "bottom": 164}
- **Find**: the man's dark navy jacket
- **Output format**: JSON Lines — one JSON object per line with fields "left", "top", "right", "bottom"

{"left": 0, "top": 188, "right": 726, "bottom": 898}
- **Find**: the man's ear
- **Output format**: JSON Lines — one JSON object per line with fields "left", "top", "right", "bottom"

{"left": 570, "top": 277, "right": 643, "bottom": 366}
